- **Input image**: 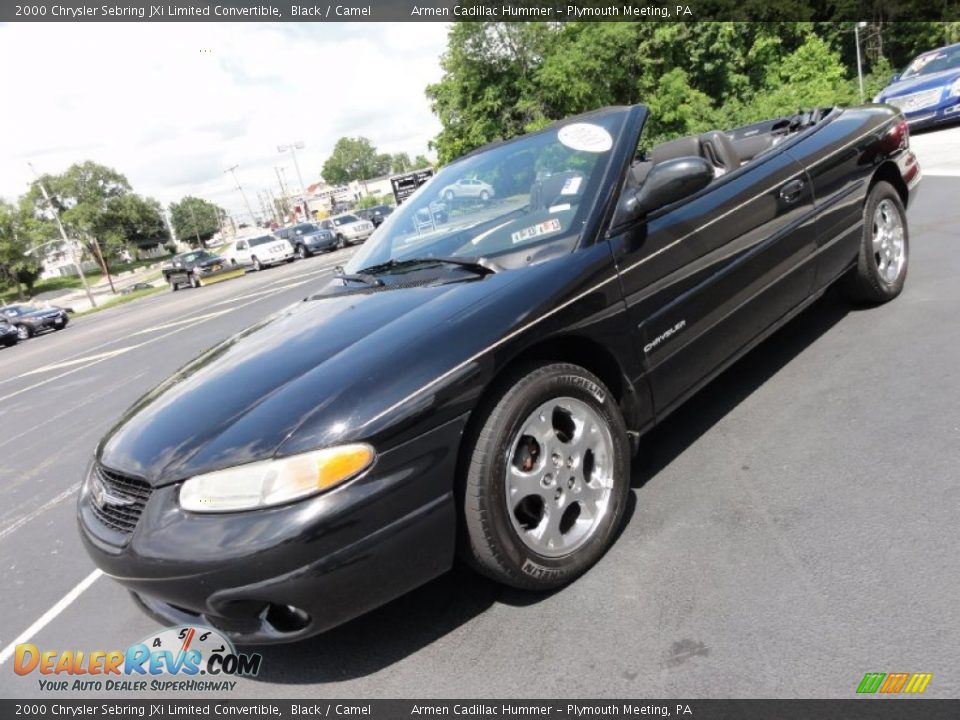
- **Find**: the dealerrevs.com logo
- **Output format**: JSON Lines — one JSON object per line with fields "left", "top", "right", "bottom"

{"left": 14, "top": 625, "right": 262, "bottom": 692}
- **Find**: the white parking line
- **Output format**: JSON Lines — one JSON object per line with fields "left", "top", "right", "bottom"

{"left": 0, "top": 569, "right": 103, "bottom": 665}
{"left": 923, "top": 169, "right": 960, "bottom": 177}
{"left": 0, "top": 485, "right": 78, "bottom": 543}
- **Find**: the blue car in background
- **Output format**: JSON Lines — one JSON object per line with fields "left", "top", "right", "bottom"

{"left": 875, "top": 42, "right": 960, "bottom": 129}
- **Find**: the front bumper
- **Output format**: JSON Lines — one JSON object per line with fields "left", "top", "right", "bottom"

{"left": 304, "top": 235, "right": 336, "bottom": 252}
{"left": 903, "top": 98, "right": 960, "bottom": 128}
{"left": 78, "top": 415, "right": 465, "bottom": 645}
{"left": 28, "top": 313, "right": 67, "bottom": 331}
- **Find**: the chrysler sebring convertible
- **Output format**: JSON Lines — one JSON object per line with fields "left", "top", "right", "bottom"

{"left": 79, "top": 104, "right": 920, "bottom": 644}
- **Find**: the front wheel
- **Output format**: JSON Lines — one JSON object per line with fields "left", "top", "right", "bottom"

{"left": 459, "top": 363, "right": 631, "bottom": 591}
{"left": 252, "top": 257, "right": 262, "bottom": 272}
{"left": 480, "top": 189, "right": 490, "bottom": 202}
{"left": 336, "top": 235, "right": 346, "bottom": 250}
{"left": 189, "top": 274, "right": 200, "bottom": 288}
{"left": 840, "top": 181, "right": 908, "bottom": 303}
{"left": 296, "top": 245, "right": 307, "bottom": 260}
{"left": 16, "top": 325, "right": 31, "bottom": 341}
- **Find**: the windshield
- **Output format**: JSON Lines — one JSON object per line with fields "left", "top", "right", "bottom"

{"left": 2, "top": 306, "right": 33, "bottom": 316}
{"left": 333, "top": 215, "right": 360, "bottom": 226}
{"left": 296, "top": 223, "right": 322, "bottom": 233}
{"left": 345, "top": 111, "right": 625, "bottom": 274}
{"left": 249, "top": 236, "right": 275, "bottom": 247}
{"left": 901, "top": 46, "right": 960, "bottom": 79}
{"left": 180, "top": 252, "right": 211, "bottom": 263}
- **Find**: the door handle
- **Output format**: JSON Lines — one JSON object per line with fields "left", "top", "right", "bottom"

{"left": 779, "top": 178, "right": 805, "bottom": 203}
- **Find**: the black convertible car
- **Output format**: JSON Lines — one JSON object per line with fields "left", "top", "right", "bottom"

{"left": 79, "top": 104, "right": 919, "bottom": 643}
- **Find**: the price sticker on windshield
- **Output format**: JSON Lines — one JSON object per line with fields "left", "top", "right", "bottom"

{"left": 558, "top": 123, "right": 613, "bottom": 153}
{"left": 512, "top": 219, "right": 561, "bottom": 244}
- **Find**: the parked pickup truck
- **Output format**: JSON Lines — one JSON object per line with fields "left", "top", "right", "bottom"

{"left": 162, "top": 250, "right": 244, "bottom": 291}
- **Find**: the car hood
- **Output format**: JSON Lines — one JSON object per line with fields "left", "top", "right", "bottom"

{"left": 879, "top": 69, "right": 960, "bottom": 100}
{"left": 98, "top": 273, "right": 522, "bottom": 486}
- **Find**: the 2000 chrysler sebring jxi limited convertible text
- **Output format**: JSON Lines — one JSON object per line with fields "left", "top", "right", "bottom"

{"left": 79, "top": 104, "right": 920, "bottom": 644}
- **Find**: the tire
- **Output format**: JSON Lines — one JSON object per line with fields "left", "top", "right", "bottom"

{"left": 16, "top": 325, "right": 31, "bottom": 340}
{"left": 189, "top": 274, "right": 200, "bottom": 289}
{"left": 296, "top": 244, "right": 308, "bottom": 260}
{"left": 459, "top": 363, "right": 631, "bottom": 591}
{"left": 445, "top": 190, "right": 454, "bottom": 202}
{"left": 169, "top": 278, "right": 179, "bottom": 292}
{"left": 839, "top": 181, "right": 909, "bottom": 304}
{"left": 480, "top": 190, "right": 490, "bottom": 202}
{"left": 336, "top": 235, "right": 346, "bottom": 250}
{"left": 252, "top": 257, "right": 262, "bottom": 272}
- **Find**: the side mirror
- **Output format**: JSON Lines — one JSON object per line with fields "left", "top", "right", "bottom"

{"left": 890, "top": 73, "right": 901, "bottom": 84}
{"left": 629, "top": 156, "right": 714, "bottom": 217}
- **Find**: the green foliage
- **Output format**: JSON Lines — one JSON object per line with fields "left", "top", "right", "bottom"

{"left": 0, "top": 201, "right": 46, "bottom": 299}
{"left": 169, "top": 196, "right": 221, "bottom": 247}
{"left": 427, "top": 21, "right": 957, "bottom": 162}
{"left": 389, "top": 152, "right": 412, "bottom": 174}
{"left": 413, "top": 154, "right": 433, "bottom": 169}
{"left": 322, "top": 137, "right": 391, "bottom": 184}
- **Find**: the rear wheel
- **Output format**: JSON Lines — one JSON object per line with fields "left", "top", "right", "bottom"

{"left": 459, "top": 363, "right": 631, "bottom": 591}
{"left": 169, "top": 278, "right": 179, "bottom": 292}
{"left": 336, "top": 235, "right": 346, "bottom": 250}
{"left": 839, "top": 181, "right": 908, "bottom": 303}
{"left": 16, "top": 325, "right": 31, "bottom": 340}
{"left": 252, "top": 256, "right": 262, "bottom": 272}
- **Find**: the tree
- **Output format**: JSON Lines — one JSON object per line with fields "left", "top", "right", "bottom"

{"left": 413, "top": 154, "right": 432, "bottom": 169}
{"left": 103, "top": 194, "right": 169, "bottom": 256}
{"left": 0, "top": 201, "right": 47, "bottom": 300}
{"left": 23, "top": 161, "right": 131, "bottom": 274}
{"left": 389, "top": 152, "right": 412, "bottom": 174}
{"left": 169, "top": 197, "right": 221, "bottom": 248}
{"left": 321, "top": 137, "right": 392, "bottom": 185}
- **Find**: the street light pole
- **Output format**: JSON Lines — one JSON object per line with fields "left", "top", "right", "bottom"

{"left": 27, "top": 162, "right": 96, "bottom": 308}
{"left": 224, "top": 165, "right": 256, "bottom": 225}
{"left": 278, "top": 142, "right": 310, "bottom": 220}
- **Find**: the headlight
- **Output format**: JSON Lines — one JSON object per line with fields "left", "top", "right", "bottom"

{"left": 949, "top": 77, "right": 960, "bottom": 98}
{"left": 179, "top": 443, "right": 375, "bottom": 513}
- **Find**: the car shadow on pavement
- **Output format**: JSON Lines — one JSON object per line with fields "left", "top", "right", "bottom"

{"left": 252, "top": 288, "right": 852, "bottom": 684}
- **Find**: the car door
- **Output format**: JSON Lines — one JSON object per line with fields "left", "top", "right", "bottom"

{"left": 609, "top": 144, "right": 818, "bottom": 417}
{"left": 234, "top": 240, "right": 250, "bottom": 265}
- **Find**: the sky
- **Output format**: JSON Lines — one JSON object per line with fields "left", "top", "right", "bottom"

{"left": 0, "top": 22, "right": 449, "bottom": 220}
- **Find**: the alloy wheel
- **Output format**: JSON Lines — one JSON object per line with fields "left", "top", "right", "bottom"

{"left": 873, "top": 198, "right": 906, "bottom": 284}
{"left": 505, "top": 396, "right": 615, "bottom": 557}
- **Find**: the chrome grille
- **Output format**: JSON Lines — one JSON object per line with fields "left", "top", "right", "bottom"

{"left": 888, "top": 88, "right": 943, "bottom": 112}
{"left": 89, "top": 464, "right": 152, "bottom": 535}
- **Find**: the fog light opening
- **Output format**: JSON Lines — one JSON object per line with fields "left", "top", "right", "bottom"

{"left": 263, "top": 603, "right": 311, "bottom": 633}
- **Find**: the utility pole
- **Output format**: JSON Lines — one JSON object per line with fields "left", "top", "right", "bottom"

{"left": 224, "top": 165, "right": 256, "bottom": 225}
{"left": 855, "top": 21, "right": 867, "bottom": 103}
{"left": 278, "top": 142, "right": 310, "bottom": 220}
{"left": 27, "top": 162, "right": 96, "bottom": 308}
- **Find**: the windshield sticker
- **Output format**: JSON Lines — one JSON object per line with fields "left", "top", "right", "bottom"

{"left": 560, "top": 176, "right": 582, "bottom": 195}
{"left": 512, "top": 219, "right": 561, "bottom": 244}
{"left": 558, "top": 123, "right": 613, "bottom": 153}
{"left": 549, "top": 203, "right": 572, "bottom": 213}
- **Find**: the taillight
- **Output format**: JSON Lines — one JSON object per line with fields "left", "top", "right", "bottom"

{"left": 882, "top": 117, "right": 909, "bottom": 153}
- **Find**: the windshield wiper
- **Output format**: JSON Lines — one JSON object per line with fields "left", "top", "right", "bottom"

{"left": 358, "top": 257, "right": 498, "bottom": 277}
{"left": 333, "top": 265, "right": 383, "bottom": 287}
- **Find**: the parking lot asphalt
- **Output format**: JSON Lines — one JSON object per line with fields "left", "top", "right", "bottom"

{"left": 2, "top": 162, "right": 959, "bottom": 699}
